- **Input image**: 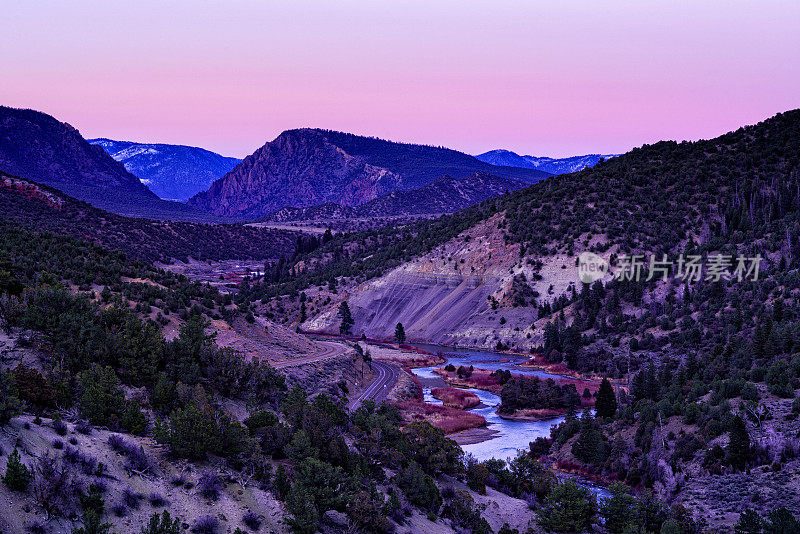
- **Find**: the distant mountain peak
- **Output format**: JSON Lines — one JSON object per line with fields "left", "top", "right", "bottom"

{"left": 89, "top": 138, "right": 241, "bottom": 201}
{"left": 476, "top": 149, "right": 617, "bottom": 175}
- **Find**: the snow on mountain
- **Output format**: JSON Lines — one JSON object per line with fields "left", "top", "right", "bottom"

{"left": 89, "top": 138, "right": 241, "bottom": 201}
{"left": 475, "top": 149, "right": 617, "bottom": 175}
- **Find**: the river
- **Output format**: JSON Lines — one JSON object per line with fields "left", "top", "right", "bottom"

{"left": 410, "top": 343, "right": 611, "bottom": 500}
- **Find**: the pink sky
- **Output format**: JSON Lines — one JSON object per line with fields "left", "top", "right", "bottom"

{"left": 2, "top": 1, "right": 799, "bottom": 158}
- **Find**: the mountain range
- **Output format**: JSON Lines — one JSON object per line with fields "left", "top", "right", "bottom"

{"left": 189, "top": 128, "right": 550, "bottom": 219}
{"left": 475, "top": 149, "right": 616, "bottom": 174}
{"left": 88, "top": 138, "right": 241, "bottom": 201}
{"left": 0, "top": 106, "right": 217, "bottom": 221}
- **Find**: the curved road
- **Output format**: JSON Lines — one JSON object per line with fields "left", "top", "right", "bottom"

{"left": 271, "top": 340, "right": 348, "bottom": 369}
{"left": 347, "top": 361, "right": 401, "bottom": 410}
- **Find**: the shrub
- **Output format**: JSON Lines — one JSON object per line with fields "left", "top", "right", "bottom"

{"left": 198, "top": 471, "right": 223, "bottom": 501}
{"left": 53, "top": 418, "right": 68, "bottom": 436}
{"left": 32, "top": 454, "right": 82, "bottom": 517}
{"left": 75, "top": 420, "right": 92, "bottom": 435}
{"left": 242, "top": 510, "right": 261, "bottom": 531}
{"left": 191, "top": 515, "right": 218, "bottom": 534}
{"left": 27, "top": 519, "right": 47, "bottom": 534}
{"left": 149, "top": 492, "right": 167, "bottom": 507}
{"left": 110, "top": 502, "right": 127, "bottom": 517}
{"left": 52, "top": 439, "right": 63, "bottom": 450}
{"left": 122, "top": 487, "right": 142, "bottom": 509}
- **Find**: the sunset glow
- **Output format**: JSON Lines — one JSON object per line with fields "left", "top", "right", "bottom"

{"left": 3, "top": 0, "right": 799, "bottom": 157}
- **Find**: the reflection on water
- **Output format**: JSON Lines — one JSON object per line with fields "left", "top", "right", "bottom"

{"left": 411, "top": 344, "right": 611, "bottom": 501}
{"left": 411, "top": 344, "right": 566, "bottom": 463}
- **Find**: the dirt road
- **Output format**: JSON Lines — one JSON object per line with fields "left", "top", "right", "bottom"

{"left": 270, "top": 340, "right": 350, "bottom": 368}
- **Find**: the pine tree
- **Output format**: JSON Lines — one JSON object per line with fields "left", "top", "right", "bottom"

{"left": 734, "top": 509, "right": 763, "bottom": 534}
{"left": 141, "top": 511, "right": 182, "bottom": 534}
{"left": 0, "top": 370, "right": 21, "bottom": 425}
{"left": 3, "top": 447, "right": 31, "bottom": 491}
{"left": 151, "top": 372, "right": 177, "bottom": 415}
{"left": 595, "top": 378, "right": 617, "bottom": 418}
{"left": 120, "top": 401, "right": 148, "bottom": 435}
{"left": 727, "top": 415, "right": 751, "bottom": 471}
{"left": 395, "top": 322, "right": 406, "bottom": 344}
{"left": 274, "top": 464, "right": 290, "bottom": 500}
{"left": 338, "top": 302, "right": 354, "bottom": 335}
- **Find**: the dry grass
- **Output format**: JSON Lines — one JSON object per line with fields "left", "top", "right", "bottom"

{"left": 431, "top": 387, "right": 480, "bottom": 409}
{"left": 396, "top": 401, "right": 486, "bottom": 434}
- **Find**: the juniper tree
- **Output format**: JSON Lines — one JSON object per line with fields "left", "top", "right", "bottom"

{"left": 727, "top": 415, "right": 751, "bottom": 471}
{"left": 3, "top": 447, "right": 31, "bottom": 491}
{"left": 338, "top": 301, "right": 354, "bottom": 335}
{"left": 395, "top": 322, "right": 406, "bottom": 344}
{"left": 595, "top": 378, "right": 617, "bottom": 418}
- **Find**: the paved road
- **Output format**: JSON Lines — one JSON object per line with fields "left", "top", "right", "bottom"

{"left": 347, "top": 361, "right": 401, "bottom": 411}
{"left": 271, "top": 340, "right": 348, "bottom": 369}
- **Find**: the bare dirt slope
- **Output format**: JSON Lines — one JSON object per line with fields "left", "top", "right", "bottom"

{"left": 304, "top": 213, "right": 614, "bottom": 350}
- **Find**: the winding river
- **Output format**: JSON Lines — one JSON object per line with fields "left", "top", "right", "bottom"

{"left": 410, "top": 344, "right": 611, "bottom": 500}
{"left": 409, "top": 344, "right": 568, "bottom": 462}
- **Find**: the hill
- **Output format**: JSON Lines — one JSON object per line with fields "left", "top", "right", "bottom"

{"left": 89, "top": 138, "right": 241, "bottom": 201}
{"left": 0, "top": 106, "right": 216, "bottom": 220}
{"left": 246, "top": 108, "right": 800, "bottom": 350}
{"left": 0, "top": 172, "right": 298, "bottom": 263}
{"left": 239, "top": 109, "right": 800, "bottom": 529}
{"left": 188, "top": 128, "right": 549, "bottom": 219}
{"left": 476, "top": 149, "right": 616, "bottom": 174}
{"left": 262, "top": 172, "right": 527, "bottom": 221}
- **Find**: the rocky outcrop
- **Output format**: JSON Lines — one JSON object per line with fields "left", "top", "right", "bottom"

{"left": 189, "top": 129, "right": 402, "bottom": 219}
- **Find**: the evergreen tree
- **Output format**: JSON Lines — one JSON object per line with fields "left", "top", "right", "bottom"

{"left": 151, "top": 372, "right": 177, "bottom": 415}
{"left": 537, "top": 480, "right": 597, "bottom": 532}
{"left": 599, "top": 483, "right": 637, "bottom": 533}
{"left": 79, "top": 364, "right": 126, "bottom": 427}
{"left": 120, "top": 401, "right": 148, "bottom": 435}
{"left": 395, "top": 322, "right": 406, "bottom": 344}
{"left": 764, "top": 506, "right": 800, "bottom": 533}
{"left": 3, "top": 447, "right": 31, "bottom": 491}
{"left": 735, "top": 509, "right": 763, "bottom": 534}
{"left": 286, "top": 484, "right": 320, "bottom": 534}
{"left": 595, "top": 377, "right": 617, "bottom": 418}
{"left": 572, "top": 411, "right": 607, "bottom": 466}
{"left": 338, "top": 301, "right": 354, "bottom": 335}
{"left": 0, "top": 370, "right": 21, "bottom": 426}
{"left": 274, "top": 464, "right": 290, "bottom": 500}
{"left": 141, "top": 511, "right": 182, "bottom": 534}
{"left": 728, "top": 415, "right": 751, "bottom": 471}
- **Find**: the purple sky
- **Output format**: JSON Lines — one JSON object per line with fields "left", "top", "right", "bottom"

{"left": 3, "top": 1, "right": 799, "bottom": 158}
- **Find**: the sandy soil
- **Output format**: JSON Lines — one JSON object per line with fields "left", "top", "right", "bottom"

{"left": 0, "top": 415, "right": 289, "bottom": 534}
